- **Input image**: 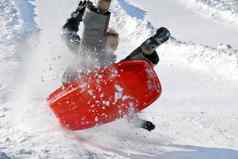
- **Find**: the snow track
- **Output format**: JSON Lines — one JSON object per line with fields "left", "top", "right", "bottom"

{"left": 0, "top": 0, "right": 238, "bottom": 158}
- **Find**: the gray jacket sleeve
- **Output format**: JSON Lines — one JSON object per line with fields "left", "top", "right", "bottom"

{"left": 80, "top": 7, "right": 111, "bottom": 55}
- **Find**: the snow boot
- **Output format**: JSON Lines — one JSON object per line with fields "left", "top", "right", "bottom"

{"left": 141, "top": 120, "right": 156, "bottom": 131}
{"left": 141, "top": 27, "right": 171, "bottom": 56}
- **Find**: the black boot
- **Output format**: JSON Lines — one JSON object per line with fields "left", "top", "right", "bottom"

{"left": 141, "top": 120, "right": 156, "bottom": 131}
{"left": 142, "top": 27, "right": 171, "bottom": 55}
{"left": 155, "top": 27, "right": 171, "bottom": 44}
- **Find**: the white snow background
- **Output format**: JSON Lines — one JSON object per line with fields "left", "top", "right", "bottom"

{"left": 0, "top": 0, "right": 238, "bottom": 158}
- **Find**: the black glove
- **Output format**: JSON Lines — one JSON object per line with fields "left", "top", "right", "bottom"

{"left": 76, "top": 0, "right": 87, "bottom": 13}
{"left": 63, "top": 1, "right": 90, "bottom": 31}
{"left": 70, "top": 1, "right": 86, "bottom": 21}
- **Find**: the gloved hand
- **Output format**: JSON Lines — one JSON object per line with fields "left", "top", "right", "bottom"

{"left": 70, "top": 0, "right": 90, "bottom": 21}
{"left": 77, "top": 0, "right": 87, "bottom": 12}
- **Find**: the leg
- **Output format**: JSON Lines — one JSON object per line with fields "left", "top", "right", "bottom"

{"left": 123, "top": 27, "right": 170, "bottom": 131}
{"left": 124, "top": 27, "right": 170, "bottom": 65}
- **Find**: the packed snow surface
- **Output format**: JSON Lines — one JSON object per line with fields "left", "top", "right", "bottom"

{"left": 129, "top": 0, "right": 238, "bottom": 48}
{"left": 180, "top": 0, "right": 238, "bottom": 25}
{"left": 0, "top": 0, "right": 238, "bottom": 158}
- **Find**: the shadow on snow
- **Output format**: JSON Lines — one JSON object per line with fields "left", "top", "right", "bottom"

{"left": 117, "top": 0, "right": 146, "bottom": 20}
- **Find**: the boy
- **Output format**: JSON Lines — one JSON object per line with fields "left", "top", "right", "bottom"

{"left": 62, "top": 0, "right": 118, "bottom": 82}
{"left": 62, "top": 0, "right": 170, "bottom": 131}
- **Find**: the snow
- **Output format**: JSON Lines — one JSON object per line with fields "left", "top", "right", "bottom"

{"left": 129, "top": 0, "right": 238, "bottom": 48}
{"left": 180, "top": 0, "right": 238, "bottom": 25}
{"left": 0, "top": 0, "right": 238, "bottom": 158}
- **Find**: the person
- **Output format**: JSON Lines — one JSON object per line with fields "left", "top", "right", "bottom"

{"left": 62, "top": 0, "right": 118, "bottom": 83}
{"left": 62, "top": 0, "right": 170, "bottom": 131}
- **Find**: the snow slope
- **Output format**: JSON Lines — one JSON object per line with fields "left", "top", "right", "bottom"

{"left": 0, "top": 0, "right": 238, "bottom": 158}
{"left": 129, "top": 0, "right": 238, "bottom": 48}
{"left": 180, "top": 0, "right": 238, "bottom": 25}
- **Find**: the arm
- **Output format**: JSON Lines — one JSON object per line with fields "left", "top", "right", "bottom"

{"left": 63, "top": 0, "right": 89, "bottom": 32}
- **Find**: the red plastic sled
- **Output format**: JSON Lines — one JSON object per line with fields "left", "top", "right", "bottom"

{"left": 48, "top": 60, "right": 162, "bottom": 130}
